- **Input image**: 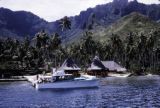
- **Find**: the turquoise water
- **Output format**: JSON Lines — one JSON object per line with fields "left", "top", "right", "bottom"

{"left": 0, "top": 76, "right": 160, "bottom": 108}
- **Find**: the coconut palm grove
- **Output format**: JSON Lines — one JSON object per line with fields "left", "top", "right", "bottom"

{"left": 0, "top": 14, "right": 159, "bottom": 78}
{"left": 0, "top": 0, "right": 160, "bottom": 78}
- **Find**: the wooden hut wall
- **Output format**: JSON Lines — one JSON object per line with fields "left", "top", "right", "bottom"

{"left": 87, "top": 70, "right": 108, "bottom": 77}
{"left": 64, "top": 70, "right": 80, "bottom": 77}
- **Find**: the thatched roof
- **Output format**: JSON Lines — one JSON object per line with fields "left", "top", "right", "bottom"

{"left": 102, "top": 61, "right": 126, "bottom": 72}
{"left": 87, "top": 56, "right": 108, "bottom": 71}
{"left": 59, "top": 58, "right": 81, "bottom": 71}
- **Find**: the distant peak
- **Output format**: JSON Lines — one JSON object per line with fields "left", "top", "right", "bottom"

{"left": 133, "top": 0, "right": 138, "bottom": 2}
{"left": 113, "top": 0, "right": 129, "bottom": 6}
{"left": 113, "top": 0, "right": 128, "bottom": 3}
{"left": 0, "top": 7, "right": 11, "bottom": 11}
{"left": 129, "top": 0, "right": 139, "bottom": 4}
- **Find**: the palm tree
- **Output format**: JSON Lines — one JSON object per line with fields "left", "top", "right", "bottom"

{"left": 49, "top": 33, "right": 62, "bottom": 66}
{"left": 125, "top": 32, "right": 135, "bottom": 70}
{"left": 23, "top": 37, "right": 30, "bottom": 50}
{"left": 137, "top": 33, "right": 147, "bottom": 70}
{"left": 60, "top": 16, "right": 71, "bottom": 31}
{"left": 33, "top": 30, "right": 48, "bottom": 48}
{"left": 32, "top": 30, "right": 50, "bottom": 69}
{"left": 59, "top": 16, "right": 71, "bottom": 39}
{"left": 110, "top": 34, "right": 123, "bottom": 62}
{"left": 33, "top": 33, "right": 42, "bottom": 49}
{"left": 50, "top": 33, "right": 61, "bottom": 50}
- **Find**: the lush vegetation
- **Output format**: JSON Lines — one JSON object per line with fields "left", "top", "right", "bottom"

{"left": 0, "top": 15, "right": 160, "bottom": 77}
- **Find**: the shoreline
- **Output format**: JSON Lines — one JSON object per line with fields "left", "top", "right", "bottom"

{"left": 0, "top": 74, "right": 159, "bottom": 82}
{"left": 0, "top": 76, "right": 27, "bottom": 82}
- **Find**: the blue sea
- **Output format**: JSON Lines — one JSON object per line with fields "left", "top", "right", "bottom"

{"left": 0, "top": 76, "right": 160, "bottom": 108}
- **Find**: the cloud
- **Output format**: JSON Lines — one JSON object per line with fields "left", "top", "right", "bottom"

{"left": 138, "top": 0, "right": 159, "bottom": 4}
{"left": 0, "top": 0, "right": 159, "bottom": 22}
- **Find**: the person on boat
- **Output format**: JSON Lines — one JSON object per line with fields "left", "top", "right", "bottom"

{"left": 43, "top": 71, "right": 46, "bottom": 75}
{"left": 36, "top": 74, "right": 39, "bottom": 80}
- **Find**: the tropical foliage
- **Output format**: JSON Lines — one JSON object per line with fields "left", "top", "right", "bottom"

{"left": 0, "top": 14, "right": 160, "bottom": 77}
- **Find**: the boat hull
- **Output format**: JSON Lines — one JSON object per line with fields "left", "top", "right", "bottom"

{"left": 35, "top": 79, "right": 99, "bottom": 90}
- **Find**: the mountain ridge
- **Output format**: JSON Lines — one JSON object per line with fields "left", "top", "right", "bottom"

{"left": 0, "top": 7, "right": 48, "bottom": 39}
{"left": 90, "top": 12, "right": 160, "bottom": 43}
{"left": 0, "top": 0, "right": 160, "bottom": 41}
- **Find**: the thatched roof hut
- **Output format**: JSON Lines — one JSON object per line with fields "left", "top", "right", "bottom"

{"left": 87, "top": 56, "right": 108, "bottom": 71}
{"left": 102, "top": 61, "right": 126, "bottom": 72}
{"left": 60, "top": 58, "right": 81, "bottom": 71}
{"left": 59, "top": 58, "right": 81, "bottom": 77}
{"left": 87, "top": 56, "right": 108, "bottom": 77}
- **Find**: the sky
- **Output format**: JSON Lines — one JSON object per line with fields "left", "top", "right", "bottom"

{"left": 0, "top": 0, "right": 159, "bottom": 22}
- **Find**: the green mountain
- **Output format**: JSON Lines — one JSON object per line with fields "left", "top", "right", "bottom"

{"left": 1, "top": 0, "right": 160, "bottom": 41}
{"left": 78, "top": 12, "right": 160, "bottom": 43}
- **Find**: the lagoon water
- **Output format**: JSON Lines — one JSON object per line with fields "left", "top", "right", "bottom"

{"left": 0, "top": 76, "right": 160, "bottom": 108}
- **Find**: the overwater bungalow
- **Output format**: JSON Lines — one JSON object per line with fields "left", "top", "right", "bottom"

{"left": 58, "top": 58, "right": 81, "bottom": 77}
{"left": 102, "top": 61, "right": 127, "bottom": 73}
{"left": 87, "top": 56, "right": 109, "bottom": 77}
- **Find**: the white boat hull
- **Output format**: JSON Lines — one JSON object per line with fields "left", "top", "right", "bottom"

{"left": 34, "top": 79, "right": 98, "bottom": 90}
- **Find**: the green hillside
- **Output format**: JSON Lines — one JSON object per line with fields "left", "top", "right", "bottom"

{"left": 67, "top": 12, "right": 160, "bottom": 74}
{"left": 91, "top": 12, "right": 160, "bottom": 42}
